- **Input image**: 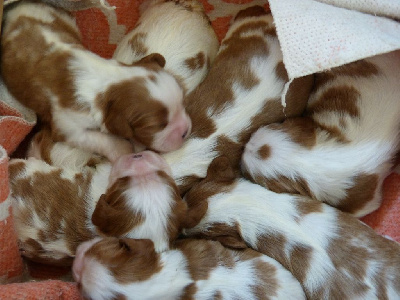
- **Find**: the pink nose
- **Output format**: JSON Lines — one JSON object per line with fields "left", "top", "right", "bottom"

{"left": 132, "top": 154, "right": 143, "bottom": 159}
{"left": 182, "top": 130, "right": 188, "bottom": 139}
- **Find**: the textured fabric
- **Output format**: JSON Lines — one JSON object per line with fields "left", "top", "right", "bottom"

{"left": 0, "top": 0, "right": 399, "bottom": 298}
{"left": 269, "top": 0, "right": 400, "bottom": 80}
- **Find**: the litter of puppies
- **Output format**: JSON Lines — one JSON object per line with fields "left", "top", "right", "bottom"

{"left": 3, "top": 0, "right": 400, "bottom": 299}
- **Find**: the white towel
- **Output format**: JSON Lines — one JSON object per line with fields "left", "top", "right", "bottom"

{"left": 268, "top": 0, "right": 400, "bottom": 102}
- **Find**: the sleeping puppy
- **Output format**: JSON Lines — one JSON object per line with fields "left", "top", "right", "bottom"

{"left": 113, "top": 0, "right": 219, "bottom": 94}
{"left": 242, "top": 50, "right": 400, "bottom": 217}
{"left": 72, "top": 237, "right": 306, "bottom": 300}
{"left": 162, "top": 6, "right": 314, "bottom": 195}
{"left": 183, "top": 157, "right": 400, "bottom": 300}
{"left": 27, "top": 127, "right": 107, "bottom": 171}
{"left": 1, "top": 1, "right": 191, "bottom": 162}
{"left": 9, "top": 150, "right": 185, "bottom": 266}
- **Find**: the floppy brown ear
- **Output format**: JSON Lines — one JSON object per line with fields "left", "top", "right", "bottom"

{"left": 120, "top": 238, "right": 155, "bottom": 255}
{"left": 182, "top": 200, "right": 208, "bottom": 229}
{"left": 103, "top": 99, "right": 134, "bottom": 140}
{"left": 136, "top": 53, "right": 166, "bottom": 68}
{"left": 92, "top": 194, "right": 122, "bottom": 235}
{"left": 206, "top": 156, "right": 236, "bottom": 182}
{"left": 92, "top": 193, "right": 142, "bottom": 237}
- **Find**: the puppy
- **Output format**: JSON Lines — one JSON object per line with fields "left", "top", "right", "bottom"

{"left": 9, "top": 151, "right": 185, "bottom": 265}
{"left": 162, "top": 6, "right": 314, "bottom": 195}
{"left": 27, "top": 127, "right": 107, "bottom": 171}
{"left": 1, "top": 1, "right": 191, "bottom": 162}
{"left": 183, "top": 157, "right": 400, "bottom": 300}
{"left": 242, "top": 51, "right": 400, "bottom": 217}
{"left": 113, "top": 0, "right": 219, "bottom": 94}
{"left": 72, "top": 237, "right": 306, "bottom": 300}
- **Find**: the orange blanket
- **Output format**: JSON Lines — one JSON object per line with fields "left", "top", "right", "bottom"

{"left": 0, "top": 0, "right": 398, "bottom": 298}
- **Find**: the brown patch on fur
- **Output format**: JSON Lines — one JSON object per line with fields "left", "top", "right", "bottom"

{"left": 275, "top": 61, "right": 289, "bottom": 82}
{"left": 21, "top": 238, "right": 74, "bottom": 266}
{"left": 212, "top": 291, "right": 223, "bottom": 300}
{"left": 1, "top": 6, "right": 87, "bottom": 130}
{"left": 269, "top": 117, "right": 318, "bottom": 149}
{"left": 98, "top": 78, "right": 168, "bottom": 148}
{"left": 185, "top": 52, "right": 206, "bottom": 71}
{"left": 86, "top": 238, "right": 162, "bottom": 284}
{"left": 283, "top": 74, "right": 315, "bottom": 116}
{"left": 129, "top": 32, "right": 149, "bottom": 57}
{"left": 295, "top": 197, "right": 324, "bottom": 217}
{"left": 255, "top": 175, "right": 316, "bottom": 200}
{"left": 314, "top": 121, "right": 350, "bottom": 143}
{"left": 92, "top": 177, "right": 144, "bottom": 237}
{"left": 307, "top": 85, "right": 361, "bottom": 118}
{"left": 251, "top": 260, "right": 278, "bottom": 300}
{"left": 289, "top": 244, "right": 313, "bottom": 283}
{"left": 178, "top": 175, "right": 203, "bottom": 196}
{"left": 180, "top": 284, "right": 197, "bottom": 300}
{"left": 314, "top": 59, "right": 379, "bottom": 90}
{"left": 184, "top": 157, "right": 237, "bottom": 228}
{"left": 157, "top": 170, "right": 189, "bottom": 244}
{"left": 176, "top": 239, "right": 236, "bottom": 280}
{"left": 257, "top": 144, "right": 271, "bottom": 160}
{"left": 30, "top": 128, "right": 54, "bottom": 163}
{"left": 8, "top": 160, "right": 26, "bottom": 179}
{"left": 185, "top": 17, "right": 272, "bottom": 140}
{"left": 234, "top": 6, "right": 267, "bottom": 21}
{"left": 238, "top": 100, "right": 285, "bottom": 150}
{"left": 256, "top": 233, "right": 287, "bottom": 267}
{"left": 187, "top": 222, "right": 247, "bottom": 250}
{"left": 214, "top": 135, "right": 243, "bottom": 175}
{"left": 10, "top": 167, "right": 95, "bottom": 265}
{"left": 336, "top": 173, "right": 379, "bottom": 214}
{"left": 112, "top": 294, "right": 127, "bottom": 300}
{"left": 136, "top": 53, "right": 166, "bottom": 68}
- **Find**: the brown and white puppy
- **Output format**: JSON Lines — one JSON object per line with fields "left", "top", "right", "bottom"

{"left": 183, "top": 157, "right": 400, "bottom": 300}
{"left": 242, "top": 51, "right": 400, "bottom": 217}
{"left": 72, "top": 237, "right": 306, "bottom": 300}
{"left": 1, "top": 1, "right": 191, "bottom": 162}
{"left": 9, "top": 151, "right": 185, "bottom": 265}
{"left": 162, "top": 6, "right": 314, "bottom": 195}
{"left": 113, "top": 0, "right": 219, "bottom": 95}
{"left": 27, "top": 127, "right": 107, "bottom": 171}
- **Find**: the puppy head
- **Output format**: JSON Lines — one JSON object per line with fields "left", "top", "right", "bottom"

{"left": 102, "top": 53, "right": 192, "bottom": 153}
{"left": 73, "top": 237, "right": 161, "bottom": 300}
{"left": 92, "top": 151, "right": 187, "bottom": 250}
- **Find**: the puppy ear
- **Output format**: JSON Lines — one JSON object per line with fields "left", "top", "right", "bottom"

{"left": 206, "top": 156, "right": 236, "bottom": 182}
{"left": 137, "top": 53, "right": 166, "bottom": 68}
{"left": 92, "top": 191, "right": 141, "bottom": 237}
{"left": 120, "top": 238, "right": 155, "bottom": 255}
{"left": 182, "top": 201, "right": 208, "bottom": 229}
{"left": 103, "top": 100, "right": 134, "bottom": 140}
{"left": 91, "top": 194, "right": 123, "bottom": 235}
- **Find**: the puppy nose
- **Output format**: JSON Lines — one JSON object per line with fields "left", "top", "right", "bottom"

{"left": 132, "top": 154, "right": 143, "bottom": 159}
{"left": 182, "top": 130, "right": 188, "bottom": 139}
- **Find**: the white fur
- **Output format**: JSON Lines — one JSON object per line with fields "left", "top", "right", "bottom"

{"left": 73, "top": 238, "right": 305, "bottom": 300}
{"left": 2, "top": 2, "right": 189, "bottom": 162}
{"left": 183, "top": 178, "right": 400, "bottom": 299}
{"left": 163, "top": 14, "right": 287, "bottom": 187}
{"left": 9, "top": 150, "right": 179, "bottom": 262}
{"left": 242, "top": 51, "right": 400, "bottom": 217}
{"left": 113, "top": 0, "right": 219, "bottom": 94}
